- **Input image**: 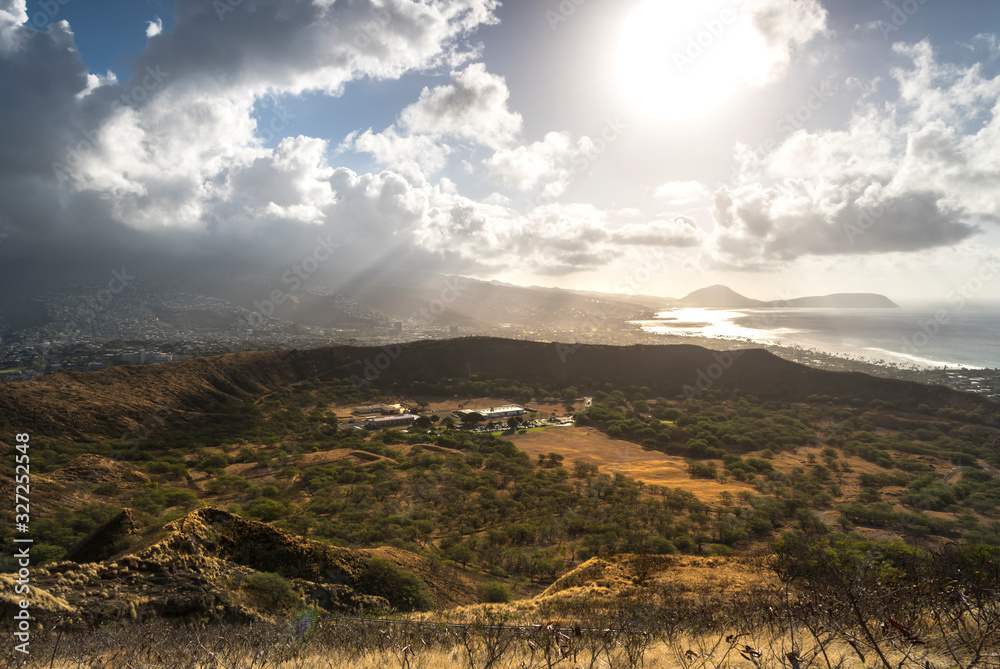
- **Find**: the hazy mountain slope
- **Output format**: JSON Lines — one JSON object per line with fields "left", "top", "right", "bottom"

{"left": 674, "top": 285, "right": 764, "bottom": 308}
{"left": 768, "top": 293, "right": 901, "bottom": 308}
{"left": 672, "top": 285, "right": 899, "bottom": 309}
{"left": 349, "top": 276, "right": 653, "bottom": 327}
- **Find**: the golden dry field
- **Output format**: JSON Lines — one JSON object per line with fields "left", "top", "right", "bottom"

{"left": 506, "top": 425, "right": 754, "bottom": 503}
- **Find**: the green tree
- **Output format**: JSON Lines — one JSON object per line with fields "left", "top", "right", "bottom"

{"left": 447, "top": 542, "right": 476, "bottom": 569}
{"left": 243, "top": 572, "right": 298, "bottom": 608}
{"left": 480, "top": 581, "right": 513, "bottom": 603}
{"left": 461, "top": 412, "right": 486, "bottom": 425}
{"left": 359, "top": 557, "right": 434, "bottom": 611}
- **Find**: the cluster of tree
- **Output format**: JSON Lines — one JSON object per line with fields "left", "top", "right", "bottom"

{"left": 395, "top": 376, "right": 581, "bottom": 404}
{"left": 575, "top": 386, "right": 1000, "bottom": 544}
{"left": 17, "top": 372, "right": 1000, "bottom": 580}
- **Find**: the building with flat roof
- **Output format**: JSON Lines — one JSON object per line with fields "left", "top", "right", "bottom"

{"left": 364, "top": 414, "right": 418, "bottom": 429}
{"left": 455, "top": 405, "right": 527, "bottom": 420}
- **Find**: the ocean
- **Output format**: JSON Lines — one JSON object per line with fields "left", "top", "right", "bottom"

{"left": 635, "top": 306, "right": 1000, "bottom": 370}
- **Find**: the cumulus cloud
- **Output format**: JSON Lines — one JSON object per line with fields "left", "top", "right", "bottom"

{"left": 710, "top": 182, "right": 976, "bottom": 264}
{"left": 484, "top": 131, "right": 583, "bottom": 195}
{"left": 712, "top": 40, "right": 998, "bottom": 268}
{"left": 145, "top": 17, "right": 162, "bottom": 38}
{"left": 350, "top": 62, "right": 615, "bottom": 205}
{"left": 132, "top": 0, "right": 499, "bottom": 96}
{"left": 0, "top": 0, "right": 505, "bottom": 301}
{"left": 398, "top": 63, "right": 522, "bottom": 149}
{"left": 348, "top": 62, "right": 523, "bottom": 177}
{"left": 348, "top": 126, "right": 453, "bottom": 177}
{"left": 0, "top": 2, "right": 671, "bottom": 294}
{"left": 612, "top": 218, "right": 703, "bottom": 247}
{"left": 744, "top": 0, "right": 828, "bottom": 86}
{"left": 1, "top": 0, "right": 995, "bottom": 303}
{"left": 0, "top": 0, "right": 25, "bottom": 52}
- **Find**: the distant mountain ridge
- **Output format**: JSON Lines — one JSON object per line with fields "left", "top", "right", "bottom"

{"left": 674, "top": 285, "right": 764, "bottom": 308}
{"left": 674, "top": 285, "right": 899, "bottom": 309}
{"left": 0, "top": 338, "right": 991, "bottom": 440}
{"left": 0, "top": 276, "right": 896, "bottom": 336}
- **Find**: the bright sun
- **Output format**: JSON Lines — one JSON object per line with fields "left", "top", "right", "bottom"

{"left": 617, "top": 0, "right": 768, "bottom": 118}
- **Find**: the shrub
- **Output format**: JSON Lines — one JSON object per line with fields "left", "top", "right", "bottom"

{"left": 32, "top": 543, "right": 67, "bottom": 565}
{"left": 707, "top": 544, "right": 733, "bottom": 557}
{"left": 480, "top": 581, "right": 513, "bottom": 603}
{"left": 198, "top": 453, "right": 230, "bottom": 471}
{"left": 243, "top": 572, "right": 297, "bottom": 608}
{"left": 673, "top": 535, "right": 695, "bottom": 552}
{"left": 358, "top": 557, "right": 434, "bottom": 611}
{"left": 687, "top": 461, "right": 717, "bottom": 479}
{"left": 242, "top": 498, "right": 287, "bottom": 521}
{"left": 650, "top": 537, "right": 677, "bottom": 554}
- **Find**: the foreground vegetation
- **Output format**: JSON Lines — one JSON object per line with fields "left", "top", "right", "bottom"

{"left": 9, "top": 373, "right": 1000, "bottom": 587}
{"left": 6, "top": 541, "right": 999, "bottom": 668}
{"left": 3, "top": 357, "right": 1000, "bottom": 666}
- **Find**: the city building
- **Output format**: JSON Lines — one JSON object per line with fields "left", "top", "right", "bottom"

{"left": 117, "top": 351, "right": 189, "bottom": 365}
{"left": 364, "top": 414, "right": 418, "bottom": 429}
{"left": 455, "top": 405, "right": 527, "bottom": 420}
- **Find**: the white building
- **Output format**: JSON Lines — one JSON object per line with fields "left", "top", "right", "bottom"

{"left": 456, "top": 405, "right": 527, "bottom": 420}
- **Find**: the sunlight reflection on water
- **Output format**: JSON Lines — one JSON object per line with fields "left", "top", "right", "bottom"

{"left": 632, "top": 307, "right": 1000, "bottom": 369}
{"left": 633, "top": 308, "right": 802, "bottom": 342}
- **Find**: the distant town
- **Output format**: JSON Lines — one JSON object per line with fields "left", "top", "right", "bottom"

{"left": 1, "top": 280, "right": 998, "bottom": 401}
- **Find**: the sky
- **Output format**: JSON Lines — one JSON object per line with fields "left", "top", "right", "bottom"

{"left": 2, "top": 0, "right": 1000, "bottom": 308}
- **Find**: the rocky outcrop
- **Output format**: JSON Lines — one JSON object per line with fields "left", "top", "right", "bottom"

{"left": 0, "top": 508, "right": 476, "bottom": 627}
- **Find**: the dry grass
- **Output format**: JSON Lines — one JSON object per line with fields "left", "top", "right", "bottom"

{"left": 15, "top": 546, "right": 999, "bottom": 668}
{"left": 506, "top": 426, "right": 753, "bottom": 503}
{"left": 250, "top": 638, "right": 959, "bottom": 669}
{"left": 12, "top": 621, "right": 986, "bottom": 669}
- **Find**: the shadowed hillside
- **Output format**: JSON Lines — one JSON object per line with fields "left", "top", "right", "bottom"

{"left": 0, "top": 338, "right": 996, "bottom": 440}
{"left": 0, "top": 507, "right": 478, "bottom": 626}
